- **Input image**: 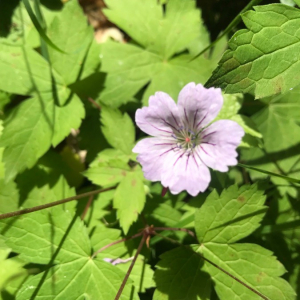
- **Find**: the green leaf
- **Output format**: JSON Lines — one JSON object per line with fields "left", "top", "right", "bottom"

{"left": 91, "top": 225, "right": 155, "bottom": 293}
{"left": 241, "top": 85, "right": 300, "bottom": 196}
{"left": 0, "top": 43, "right": 57, "bottom": 96}
{"left": 114, "top": 170, "right": 146, "bottom": 234}
{"left": 100, "top": 42, "right": 213, "bottom": 107}
{"left": 22, "top": 0, "right": 65, "bottom": 53}
{"left": 101, "top": 106, "right": 135, "bottom": 155}
{"left": 84, "top": 149, "right": 131, "bottom": 187}
{"left": 0, "top": 92, "right": 84, "bottom": 181}
{"left": 104, "top": 0, "right": 202, "bottom": 60}
{"left": 198, "top": 243, "right": 296, "bottom": 300}
{"left": 215, "top": 94, "right": 262, "bottom": 147}
{"left": 0, "top": 1, "right": 58, "bottom": 47}
{"left": 2, "top": 209, "right": 138, "bottom": 300}
{"left": 206, "top": 4, "right": 300, "bottom": 98}
{"left": 0, "top": 241, "right": 27, "bottom": 291}
{"left": 47, "top": 0, "right": 93, "bottom": 85}
{"left": 0, "top": 183, "right": 138, "bottom": 299}
{"left": 153, "top": 246, "right": 211, "bottom": 300}
{"left": 99, "top": 0, "right": 214, "bottom": 107}
{"left": 195, "top": 183, "right": 267, "bottom": 244}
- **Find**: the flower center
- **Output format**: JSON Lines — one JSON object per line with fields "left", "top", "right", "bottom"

{"left": 173, "top": 126, "right": 201, "bottom": 153}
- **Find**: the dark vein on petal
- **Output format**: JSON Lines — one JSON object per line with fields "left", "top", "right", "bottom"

{"left": 200, "top": 145, "right": 211, "bottom": 157}
{"left": 184, "top": 108, "right": 189, "bottom": 124}
{"left": 196, "top": 112, "right": 208, "bottom": 128}
{"left": 160, "top": 147, "right": 177, "bottom": 157}
{"left": 185, "top": 154, "right": 190, "bottom": 171}
{"left": 173, "top": 152, "right": 185, "bottom": 166}
{"left": 150, "top": 123, "right": 173, "bottom": 134}
{"left": 193, "top": 109, "right": 198, "bottom": 128}
{"left": 201, "top": 131, "right": 216, "bottom": 140}
{"left": 154, "top": 143, "right": 175, "bottom": 146}
{"left": 161, "top": 118, "right": 179, "bottom": 132}
{"left": 171, "top": 112, "right": 180, "bottom": 127}
{"left": 201, "top": 142, "right": 216, "bottom": 146}
{"left": 192, "top": 153, "right": 199, "bottom": 169}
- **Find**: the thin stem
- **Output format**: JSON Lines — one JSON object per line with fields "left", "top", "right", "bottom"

{"left": 153, "top": 232, "right": 182, "bottom": 246}
{"left": 199, "top": 254, "right": 270, "bottom": 300}
{"left": 0, "top": 186, "right": 116, "bottom": 220}
{"left": 192, "top": 0, "right": 263, "bottom": 61}
{"left": 153, "top": 227, "right": 195, "bottom": 238}
{"left": 88, "top": 97, "right": 101, "bottom": 110}
{"left": 238, "top": 163, "right": 300, "bottom": 184}
{"left": 114, "top": 234, "right": 147, "bottom": 300}
{"left": 91, "top": 231, "right": 143, "bottom": 259}
{"left": 81, "top": 195, "right": 94, "bottom": 220}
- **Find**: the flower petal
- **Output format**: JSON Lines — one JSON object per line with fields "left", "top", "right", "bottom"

{"left": 133, "top": 137, "right": 177, "bottom": 181}
{"left": 135, "top": 92, "right": 180, "bottom": 137}
{"left": 161, "top": 150, "right": 211, "bottom": 196}
{"left": 177, "top": 82, "right": 223, "bottom": 130}
{"left": 198, "top": 120, "right": 244, "bottom": 172}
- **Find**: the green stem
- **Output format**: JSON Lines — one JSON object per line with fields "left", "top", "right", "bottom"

{"left": 22, "top": 0, "right": 65, "bottom": 53}
{"left": 238, "top": 163, "right": 300, "bottom": 184}
{"left": 191, "top": 0, "right": 263, "bottom": 61}
{"left": 0, "top": 187, "right": 116, "bottom": 220}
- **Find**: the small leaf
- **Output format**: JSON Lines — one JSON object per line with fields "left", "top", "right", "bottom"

{"left": 84, "top": 149, "right": 131, "bottom": 187}
{"left": 195, "top": 183, "right": 267, "bottom": 244}
{"left": 113, "top": 170, "right": 146, "bottom": 234}
{"left": 154, "top": 246, "right": 211, "bottom": 300}
{"left": 101, "top": 106, "right": 135, "bottom": 155}
{"left": 206, "top": 4, "right": 300, "bottom": 98}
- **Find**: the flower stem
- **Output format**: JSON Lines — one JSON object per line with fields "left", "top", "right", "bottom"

{"left": 91, "top": 231, "right": 143, "bottom": 259}
{"left": 114, "top": 234, "right": 147, "bottom": 300}
{"left": 0, "top": 186, "right": 116, "bottom": 220}
{"left": 238, "top": 163, "right": 300, "bottom": 184}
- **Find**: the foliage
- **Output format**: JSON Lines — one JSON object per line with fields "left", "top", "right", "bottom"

{"left": 0, "top": 0, "right": 299, "bottom": 299}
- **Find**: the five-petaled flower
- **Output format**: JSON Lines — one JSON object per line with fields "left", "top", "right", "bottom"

{"left": 133, "top": 83, "right": 244, "bottom": 196}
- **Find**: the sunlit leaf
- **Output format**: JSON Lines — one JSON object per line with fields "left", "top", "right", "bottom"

{"left": 206, "top": 4, "right": 300, "bottom": 98}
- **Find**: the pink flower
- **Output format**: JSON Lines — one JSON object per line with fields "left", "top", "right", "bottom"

{"left": 133, "top": 83, "right": 244, "bottom": 196}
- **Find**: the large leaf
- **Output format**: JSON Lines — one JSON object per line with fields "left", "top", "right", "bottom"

{"left": 99, "top": 0, "right": 214, "bottom": 107}
{"left": 0, "top": 92, "right": 84, "bottom": 182}
{"left": 100, "top": 41, "right": 213, "bottom": 107}
{"left": 104, "top": 0, "right": 201, "bottom": 60}
{"left": 206, "top": 4, "right": 300, "bottom": 98}
{"left": 47, "top": 0, "right": 93, "bottom": 85}
{"left": 195, "top": 183, "right": 267, "bottom": 244}
{"left": 154, "top": 246, "right": 211, "bottom": 300}
{"left": 0, "top": 181, "right": 138, "bottom": 299}
{"left": 0, "top": 43, "right": 59, "bottom": 96}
